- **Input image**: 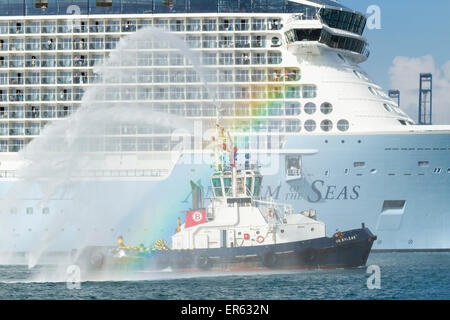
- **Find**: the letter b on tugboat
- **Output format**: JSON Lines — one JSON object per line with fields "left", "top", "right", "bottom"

{"left": 366, "top": 265, "right": 381, "bottom": 289}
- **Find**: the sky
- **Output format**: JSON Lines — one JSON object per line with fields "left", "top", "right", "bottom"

{"left": 340, "top": 0, "right": 450, "bottom": 124}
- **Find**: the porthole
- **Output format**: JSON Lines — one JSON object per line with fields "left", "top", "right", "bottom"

{"left": 337, "top": 119, "right": 349, "bottom": 132}
{"left": 383, "top": 103, "right": 392, "bottom": 112}
{"left": 320, "top": 102, "right": 333, "bottom": 114}
{"left": 370, "top": 169, "right": 377, "bottom": 174}
{"left": 304, "top": 102, "right": 316, "bottom": 114}
{"left": 353, "top": 70, "right": 361, "bottom": 79}
{"left": 42, "top": 207, "right": 50, "bottom": 214}
{"left": 304, "top": 119, "right": 316, "bottom": 132}
{"left": 26, "top": 207, "right": 33, "bottom": 215}
{"left": 320, "top": 119, "right": 333, "bottom": 132}
{"left": 337, "top": 53, "right": 346, "bottom": 62}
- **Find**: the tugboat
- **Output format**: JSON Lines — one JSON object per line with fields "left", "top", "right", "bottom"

{"left": 76, "top": 120, "right": 377, "bottom": 274}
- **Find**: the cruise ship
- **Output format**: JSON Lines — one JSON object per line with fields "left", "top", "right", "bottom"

{"left": 0, "top": 0, "right": 448, "bottom": 259}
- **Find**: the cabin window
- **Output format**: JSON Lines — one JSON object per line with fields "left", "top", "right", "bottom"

{"left": 26, "top": 207, "right": 33, "bottom": 215}
{"left": 212, "top": 178, "right": 223, "bottom": 197}
{"left": 223, "top": 177, "right": 232, "bottom": 195}
{"left": 246, "top": 177, "right": 253, "bottom": 196}
{"left": 383, "top": 103, "right": 392, "bottom": 112}
{"left": 237, "top": 178, "right": 245, "bottom": 194}
{"left": 286, "top": 156, "right": 301, "bottom": 176}
{"left": 253, "top": 176, "right": 262, "bottom": 197}
{"left": 368, "top": 86, "right": 377, "bottom": 96}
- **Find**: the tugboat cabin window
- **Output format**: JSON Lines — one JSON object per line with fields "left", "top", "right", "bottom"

{"left": 212, "top": 177, "right": 223, "bottom": 197}
{"left": 253, "top": 176, "right": 262, "bottom": 197}
{"left": 286, "top": 156, "right": 301, "bottom": 176}
{"left": 237, "top": 177, "right": 245, "bottom": 194}
{"left": 223, "top": 177, "right": 232, "bottom": 195}
{"left": 246, "top": 177, "right": 253, "bottom": 196}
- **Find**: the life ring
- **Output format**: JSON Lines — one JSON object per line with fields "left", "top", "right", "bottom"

{"left": 256, "top": 235, "right": 265, "bottom": 244}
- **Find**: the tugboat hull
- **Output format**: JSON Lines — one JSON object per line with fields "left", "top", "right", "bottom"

{"left": 77, "top": 228, "right": 376, "bottom": 274}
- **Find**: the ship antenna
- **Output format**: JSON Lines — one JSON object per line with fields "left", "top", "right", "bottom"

{"left": 212, "top": 103, "right": 238, "bottom": 197}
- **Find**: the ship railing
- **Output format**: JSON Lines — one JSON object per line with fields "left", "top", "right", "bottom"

{"left": 5, "top": 19, "right": 285, "bottom": 36}
{"left": 287, "top": 13, "right": 320, "bottom": 24}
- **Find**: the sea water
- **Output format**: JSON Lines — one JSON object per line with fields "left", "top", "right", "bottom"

{"left": 0, "top": 252, "right": 448, "bottom": 300}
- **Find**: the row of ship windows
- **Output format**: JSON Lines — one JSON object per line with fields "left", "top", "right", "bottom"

{"left": 0, "top": 101, "right": 331, "bottom": 120}
{"left": 325, "top": 167, "right": 450, "bottom": 177}
{"left": 0, "top": 89, "right": 84, "bottom": 102}
{"left": 223, "top": 119, "right": 348, "bottom": 133}
{"left": 2, "top": 52, "right": 283, "bottom": 69}
{"left": 352, "top": 161, "right": 450, "bottom": 171}
{"left": 0, "top": 68, "right": 300, "bottom": 85}
{"left": 0, "top": 85, "right": 316, "bottom": 102}
{"left": 0, "top": 0, "right": 320, "bottom": 16}
{"left": 0, "top": 119, "right": 349, "bottom": 151}
{"left": 4, "top": 207, "right": 49, "bottom": 215}
{"left": 0, "top": 35, "right": 283, "bottom": 52}
{"left": 0, "top": 118, "right": 343, "bottom": 138}
{"left": 0, "top": 106, "right": 76, "bottom": 120}
{"left": 1, "top": 17, "right": 283, "bottom": 35}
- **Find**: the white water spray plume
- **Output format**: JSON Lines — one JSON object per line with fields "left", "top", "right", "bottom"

{"left": 0, "top": 26, "right": 220, "bottom": 277}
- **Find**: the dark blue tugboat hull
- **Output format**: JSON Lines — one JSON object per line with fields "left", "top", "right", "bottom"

{"left": 79, "top": 228, "right": 376, "bottom": 272}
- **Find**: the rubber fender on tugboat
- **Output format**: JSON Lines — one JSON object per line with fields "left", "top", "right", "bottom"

{"left": 195, "top": 255, "right": 212, "bottom": 270}
{"left": 261, "top": 251, "right": 277, "bottom": 268}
